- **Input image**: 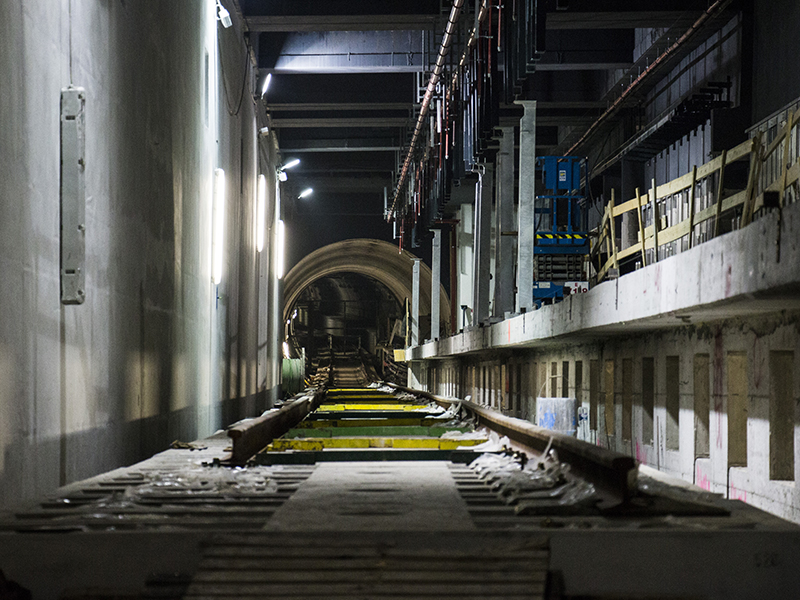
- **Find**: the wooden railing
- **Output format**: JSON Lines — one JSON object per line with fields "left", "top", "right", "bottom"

{"left": 592, "top": 110, "right": 800, "bottom": 283}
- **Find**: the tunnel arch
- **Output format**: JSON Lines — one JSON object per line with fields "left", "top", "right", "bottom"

{"left": 283, "top": 239, "right": 450, "bottom": 336}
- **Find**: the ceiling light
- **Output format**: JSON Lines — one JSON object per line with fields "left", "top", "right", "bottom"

{"left": 261, "top": 73, "right": 272, "bottom": 96}
{"left": 298, "top": 188, "right": 313, "bottom": 199}
{"left": 216, "top": 0, "right": 232, "bottom": 28}
{"left": 282, "top": 159, "right": 300, "bottom": 170}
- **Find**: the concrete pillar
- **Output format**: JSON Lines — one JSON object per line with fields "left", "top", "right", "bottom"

{"left": 411, "top": 258, "right": 421, "bottom": 346}
{"left": 431, "top": 229, "right": 441, "bottom": 340}
{"left": 515, "top": 100, "right": 536, "bottom": 313}
{"left": 494, "top": 127, "right": 516, "bottom": 317}
{"left": 456, "top": 204, "right": 474, "bottom": 330}
{"left": 472, "top": 166, "right": 493, "bottom": 325}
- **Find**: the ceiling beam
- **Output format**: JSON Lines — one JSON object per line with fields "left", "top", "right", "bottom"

{"left": 534, "top": 101, "right": 607, "bottom": 109}
{"left": 547, "top": 11, "right": 703, "bottom": 30}
{"left": 284, "top": 146, "right": 401, "bottom": 153}
{"left": 536, "top": 62, "right": 633, "bottom": 71}
{"left": 279, "top": 138, "right": 402, "bottom": 153}
{"left": 271, "top": 117, "right": 411, "bottom": 128}
{"left": 247, "top": 14, "right": 440, "bottom": 32}
{"left": 497, "top": 115, "right": 598, "bottom": 128}
{"left": 287, "top": 176, "right": 393, "bottom": 192}
{"left": 264, "top": 65, "right": 422, "bottom": 74}
{"left": 267, "top": 103, "right": 413, "bottom": 112}
{"left": 260, "top": 30, "right": 427, "bottom": 73}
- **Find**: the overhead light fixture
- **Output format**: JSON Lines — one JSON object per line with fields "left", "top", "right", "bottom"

{"left": 276, "top": 159, "right": 299, "bottom": 182}
{"left": 275, "top": 219, "right": 285, "bottom": 279}
{"left": 261, "top": 73, "right": 272, "bottom": 97}
{"left": 298, "top": 188, "right": 313, "bottom": 199}
{"left": 216, "top": 0, "right": 232, "bottom": 28}
{"left": 282, "top": 159, "right": 300, "bottom": 170}
{"left": 256, "top": 174, "right": 266, "bottom": 252}
{"left": 212, "top": 168, "right": 226, "bottom": 284}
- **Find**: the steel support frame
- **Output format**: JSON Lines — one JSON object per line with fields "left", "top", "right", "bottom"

{"left": 472, "top": 166, "right": 493, "bottom": 325}
{"left": 431, "top": 229, "right": 442, "bottom": 341}
{"left": 494, "top": 127, "right": 516, "bottom": 317}
{"left": 411, "top": 258, "right": 421, "bottom": 346}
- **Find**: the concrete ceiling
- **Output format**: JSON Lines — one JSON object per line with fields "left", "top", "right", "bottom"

{"left": 238, "top": 0, "right": 720, "bottom": 262}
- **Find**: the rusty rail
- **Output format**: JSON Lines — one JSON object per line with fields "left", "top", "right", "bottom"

{"left": 226, "top": 390, "right": 324, "bottom": 464}
{"left": 386, "top": 383, "right": 638, "bottom": 502}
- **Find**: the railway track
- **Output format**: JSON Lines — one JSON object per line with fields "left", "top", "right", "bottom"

{"left": 1, "top": 380, "right": 799, "bottom": 599}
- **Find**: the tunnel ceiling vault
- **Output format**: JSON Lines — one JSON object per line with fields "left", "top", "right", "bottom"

{"left": 283, "top": 239, "right": 451, "bottom": 328}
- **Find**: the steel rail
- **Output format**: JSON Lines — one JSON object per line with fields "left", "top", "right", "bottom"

{"left": 229, "top": 371, "right": 637, "bottom": 503}
{"left": 227, "top": 391, "right": 324, "bottom": 464}
{"left": 386, "top": 383, "right": 638, "bottom": 502}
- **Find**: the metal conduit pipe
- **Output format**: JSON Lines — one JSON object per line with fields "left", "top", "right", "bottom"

{"left": 388, "top": 0, "right": 465, "bottom": 221}
{"left": 565, "top": 0, "right": 734, "bottom": 157}
{"left": 450, "top": 0, "right": 489, "bottom": 90}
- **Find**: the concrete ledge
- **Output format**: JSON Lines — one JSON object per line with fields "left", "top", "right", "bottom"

{"left": 409, "top": 200, "right": 800, "bottom": 359}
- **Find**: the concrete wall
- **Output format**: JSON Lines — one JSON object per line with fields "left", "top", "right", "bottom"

{"left": 419, "top": 312, "right": 800, "bottom": 523}
{"left": 0, "top": 0, "right": 280, "bottom": 510}
{"left": 410, "top": 188, "right": 800, "bottom": 522}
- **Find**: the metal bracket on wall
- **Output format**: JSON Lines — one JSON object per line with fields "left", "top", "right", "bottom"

{"left": 60, "top": 87, "right": 86, "bottom": 305}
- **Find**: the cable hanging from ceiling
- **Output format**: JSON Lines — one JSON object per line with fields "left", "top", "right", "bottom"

{"left": 388, "top": 0, "right": 497, "bottom": 251}
{"left": 388, "top": 0, "right": 467, "bottom": 222}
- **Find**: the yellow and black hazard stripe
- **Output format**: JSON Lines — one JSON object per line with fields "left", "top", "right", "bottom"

{"left": 536, "top": 233, "right": 587, "bottom": 240}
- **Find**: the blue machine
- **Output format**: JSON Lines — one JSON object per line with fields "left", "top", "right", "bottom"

{"left": 532, "top": 156, "right": 590, "bottom": 305}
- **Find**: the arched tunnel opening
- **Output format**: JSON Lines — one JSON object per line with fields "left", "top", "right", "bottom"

{"left": 282, "top": 239, "right": 451, "bottom": 390}
{"left": 286, "top": 272, "right": 407, "bottom": 387}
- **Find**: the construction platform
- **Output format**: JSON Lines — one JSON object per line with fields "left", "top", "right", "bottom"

{"left": 1, "top": 387, "right": 799, "bottom": 599}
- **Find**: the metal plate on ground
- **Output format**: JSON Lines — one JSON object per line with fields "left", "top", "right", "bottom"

{"left": 252, "top": 449, "right": 482, "bottom": 465}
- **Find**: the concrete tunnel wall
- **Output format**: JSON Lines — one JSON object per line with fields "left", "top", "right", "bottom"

{"left": 0, "top": 1, "right": 281, "bottom": 510}
{"left": 283, "top": 239, "right": 452, "bottom": 341}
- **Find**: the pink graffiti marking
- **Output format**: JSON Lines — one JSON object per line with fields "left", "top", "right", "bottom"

{"left": 730, "top": 485, "right": 747, "bottom": 502}
{"left": 695, "top": 464, "right": 711, "bottom": 491}
{"left": 635, "top": 440, "right": 648, "bottom": 464}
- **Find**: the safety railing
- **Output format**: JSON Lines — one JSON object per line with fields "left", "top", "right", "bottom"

{"left": 592, "top": 110, "right": 800, "bottom": 283}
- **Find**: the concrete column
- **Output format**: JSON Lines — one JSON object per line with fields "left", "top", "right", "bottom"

{"left": 431, "top": 229, "right": 441, "bottom": 340}
{"left": 515, "top": 100, "right": 536, "bottom": 313}
{"left": 411, "top": 258, "right": 421, "bottom": 346}
{"left": 494, "top": 127, "right": 516, "bottom": 317}
{"left": 456, "top": 204, "right": 474, "bottom": 330}
{"left": 472, "top": 166, "right": 493, "bottom": 325}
